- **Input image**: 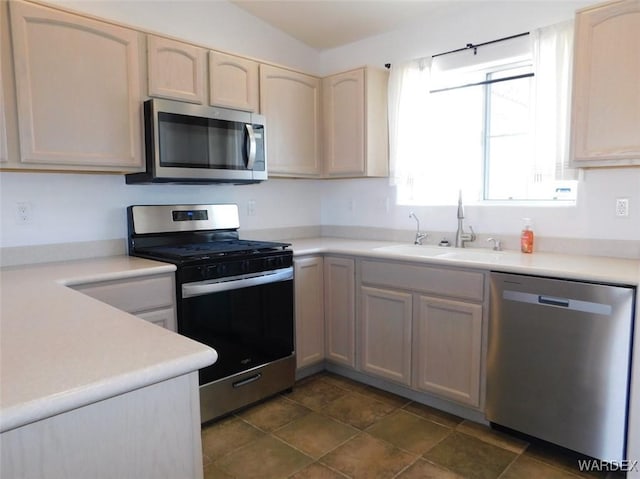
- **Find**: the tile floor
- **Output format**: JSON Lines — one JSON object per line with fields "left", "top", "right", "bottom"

{"left": 201, "top": 373, "right": 624, "bottom": 479}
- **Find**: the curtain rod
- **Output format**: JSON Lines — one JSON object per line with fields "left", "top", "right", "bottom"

{"left": 384, "top": 31, "right": 529, "bottom": 69}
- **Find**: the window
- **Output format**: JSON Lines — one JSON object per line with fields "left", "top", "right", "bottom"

{"left": 388, "top": 21, "right": 577, "bottom": 206}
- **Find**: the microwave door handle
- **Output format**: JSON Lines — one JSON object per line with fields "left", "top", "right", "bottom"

{"left": 245, "top": 124, "right": 257, "bottom": 169}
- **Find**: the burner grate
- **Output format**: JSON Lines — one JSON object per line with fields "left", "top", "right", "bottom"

{"left": 137, "top": 240, "right": 288, "bottom": 260}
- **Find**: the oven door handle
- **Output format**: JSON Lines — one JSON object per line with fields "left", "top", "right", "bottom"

{"left": 182, "top": 267, "right": 293, "bottom": 298}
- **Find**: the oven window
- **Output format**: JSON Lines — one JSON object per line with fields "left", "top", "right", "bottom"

{"left": 179, "top": 280, "right": 294, "bottom": 384}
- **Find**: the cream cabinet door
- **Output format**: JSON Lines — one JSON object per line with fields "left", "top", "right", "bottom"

{"left": 0, "top": 66, "right": 7, "bottom": 164}
{"left": 323, "top": 69, "right": 365, "bottom": 176}
{"left": 209, "top": 51, "right": 258, "bottom": 112}
{"left": 294, "top": 256, "right": 325, "bottom": 369}
{"left": 324, "top": 257, "right": 356, "bottom": 368}
{"left": 414, "top": 295, "right": 482, "bottom": 407}
{"left": 72, "top": 274, "right": 176, "bottom": 331}
{"left": 136, "top": 308, "right": 177, "bottom": 332}
{"left": 571, "top": 0, "right": 640, "bottom": 167}
{"left": 259, "top": 64, "right": 322, "bottom": 177}
{"left": 9, "top": 1, "right": 143, "bottom": 171}
{"left": 323, "top": 67, "right": 389, "bottom": 178}
{"left": 147, "top": 35, "right": 206, "bottom": 104}
{"left": 360, "top": 286, "right": 412, "bottom": 386}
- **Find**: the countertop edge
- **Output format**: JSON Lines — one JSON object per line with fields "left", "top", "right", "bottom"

{"left": 0, "top": 256, "right": 214, "bottom": 433}
{"left": 287, "top": 238, "right": 640, "bottom": 286}
{"left": 0, "top": 347, "right": 217, "bottom": 433}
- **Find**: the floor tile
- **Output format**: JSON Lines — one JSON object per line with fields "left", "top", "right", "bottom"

{"left": 456, "top": 420, "right": 528, "bottom": 454}
{"left": 321, "top": 432, "right": 417, "bottom": 479}
{"left": 359, "top": 386, "right": 412, "bottom": 408}
{"left": 524, "top": 441, "right": 612, "bottom": 478}
{"left": 284, "top": 375, "right": 350, "bottom": 411}
{"left": 323, "top": 391, "right": 397, "bottom": 429}
{"left": 274, "top": 411, "right": 358, "bottom": 459}
{"left": 203, "top": 462, "right": 234, "bottom": 479}
{"left": 402, "top": 401, "right": 465, "bottom": 428}
{"left": 322, "top": 373, "right": 371, "bottom": 394}
{"left": 501, "top": 455, "right": 583, "bottom": 479}
{"left": 237, "top": 395, "right": 310, "bottom": 432}
{"left": 200, "top": 373, "right": 616, "bottom": 479}
{"left": 396, "top": 458, "right": 464, "bottom": 479}
{"left": 215, "top": 435, "right": 313, "bottom": 479}
{"left": 423, "top": 431, "right": 517, "bottom": 479}
{"left": 365, "top": 409, "right": 451, "bottom": 455}
{"left": 289, "top": 462, "right": 350, "bottom": 479}
{"left": 201, "top": 416, "right": 265, "bottom": 463}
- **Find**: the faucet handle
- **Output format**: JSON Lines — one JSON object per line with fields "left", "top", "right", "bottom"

{"left": 487, "top": 237, "right": 502, "bottom": 251}
{"left": 468, "top": 225, "right": 476, "bottom": 241}
{"left": 414, "top": 232, "right": 428, "bottom": 245}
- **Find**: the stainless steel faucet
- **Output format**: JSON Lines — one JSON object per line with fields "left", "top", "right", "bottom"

{"left": 487, "top": 237, "right": 502, "bottom": 251}
{"left": 455, "top": 191, "right": 476, "bottom": 248}
{"left": 409, "top": 212, "right": 428, "bottom": 245}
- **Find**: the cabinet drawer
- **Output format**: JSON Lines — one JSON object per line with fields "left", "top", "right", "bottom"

{"left": 74, "top": 275, "right": 174, "bottom": 314}
{"left": 361, "top": 260, "right": 484, "bottom": 301}
{"left": 137, "top": 307, "right": 177, "bottom": 332}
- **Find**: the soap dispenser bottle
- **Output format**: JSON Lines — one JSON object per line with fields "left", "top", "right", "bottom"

{"left": 520, "top": 218, "right": 534, "bottom": 254}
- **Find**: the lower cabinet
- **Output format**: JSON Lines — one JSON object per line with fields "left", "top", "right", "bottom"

{"left": 360, "top": 286, "right": 412, "bottom": 386}
{"left": 293, "top": 256, "right": 325, "bottom": 369}
{"left": 359, "top": 259, "right": 486, "bottom": 409}
{"left": 324, "top": 256, "right": 356, "bottom": 368}
{"left": 71, "top": 273, "right": 177, "bottom": 331}
{"left": 294, "top": 254, "right": 486, "bottom": 410}
{"left": 414, "top": 295, "right": 483, "bottom": 407}
{"left": 1, "top": 373, "right": 203, "bottom": 479}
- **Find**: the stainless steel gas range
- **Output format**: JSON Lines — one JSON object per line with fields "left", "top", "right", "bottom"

{"left": 127, "top": 204, "right": 295, "bottom": 423}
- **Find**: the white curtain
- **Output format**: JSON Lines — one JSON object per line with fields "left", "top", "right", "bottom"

{"left": 532, "top": 20, "right": 577, "bottom": 180}
{"left": 387, "top": 21, "right": 576, "bottom": 204}
{"left": 387, "top": 58, "right": 431, "bottom": 189}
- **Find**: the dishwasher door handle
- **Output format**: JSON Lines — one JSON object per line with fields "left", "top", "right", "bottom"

{"left": 503, "top": 290, "right": 612, "bottom": 315}
{"left": 538, "top": 296, "right": 570, "bottom": 307}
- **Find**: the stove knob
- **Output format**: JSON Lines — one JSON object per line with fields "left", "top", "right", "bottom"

{"left": 206, "top": 265, "right": 217, "bottom": 277}
{"left": 196, "top": 266, "right": 206, "bottom": 279}
{"left": 218, "top": 264, "right": 227, "bottom": 275}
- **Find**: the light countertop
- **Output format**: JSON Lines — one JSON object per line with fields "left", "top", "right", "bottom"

{"left": 2, "top": 240, "right": 638, "bottom": 435}
{"left": 286, "top": 237, "right": 640, "bottom": 286}
{"left": 0, "top": 256, "right": 217, "bottom": 433}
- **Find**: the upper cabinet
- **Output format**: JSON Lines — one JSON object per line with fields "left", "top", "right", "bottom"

{"left": 2, "top": 2, "right": 388, "bottom": 177}
{"left": 259, "top": 64, "right": 322, "bottom": 177}
{"left": 147, "top": 35, "right": 206, "bottom": 104}
{"left": 323, "top": 67, "right": 389, "bottom": 177}
{"left": 209, "top": 51, "right": 259, "bottom": 112}
{"left": 570, "top": 0, "right": 640, "bottom": 167}
{"left": 8, "top": 1, "right": 144, "bottom": 172}
{"left": 0, "top": 48, "right": 7, "bottom": 164}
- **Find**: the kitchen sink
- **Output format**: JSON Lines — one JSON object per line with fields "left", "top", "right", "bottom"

{"left": 373, "top": 244, "right": 453, "bottom": 257}
{"left": 435, "top": 250, "right": 506, "bottom": 263}
{"left": 374, "top": 244, "right": 508, "bottom": 263}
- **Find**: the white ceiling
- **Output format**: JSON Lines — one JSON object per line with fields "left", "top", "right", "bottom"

{"left": 230, "top": 1, "right": 448, "bottom": 50}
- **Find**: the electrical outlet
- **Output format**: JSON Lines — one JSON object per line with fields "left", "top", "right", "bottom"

{"left": 615, "top": 198, "right": 629, "bottom": 217}
{"left": 247, "top": 199, "right": 256, "bottom": 216}
{"left": 16, "top": 201, "right": 32, "bottom": 224}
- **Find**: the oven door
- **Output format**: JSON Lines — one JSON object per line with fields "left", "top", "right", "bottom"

{"left": 179, "top": 267, "right": 294, "bottom": 385}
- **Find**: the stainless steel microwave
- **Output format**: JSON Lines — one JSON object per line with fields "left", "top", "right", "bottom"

{"left": 126, "top": 99, "right": 267, "bottom": 184}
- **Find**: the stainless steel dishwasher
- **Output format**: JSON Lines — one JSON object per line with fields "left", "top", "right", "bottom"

{"left": 487, "top": 272, "right": 635, "bottom": 462}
